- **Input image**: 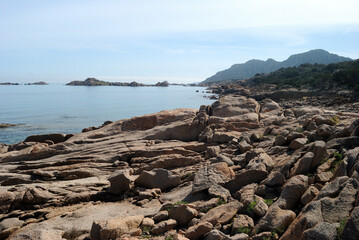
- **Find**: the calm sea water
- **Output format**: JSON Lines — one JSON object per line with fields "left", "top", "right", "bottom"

{"left": 0, "top": 84, "right": 215, "bottom": 144}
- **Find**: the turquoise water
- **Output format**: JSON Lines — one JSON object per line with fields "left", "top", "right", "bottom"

{"left": 0, "top": 84, "right": 215, "bottom": 144}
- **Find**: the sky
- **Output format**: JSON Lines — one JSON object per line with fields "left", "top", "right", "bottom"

{"left": 1, "top": 0, "right": 359, "bottom": 84}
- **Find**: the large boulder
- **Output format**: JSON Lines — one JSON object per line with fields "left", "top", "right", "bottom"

{"left": 301, "top": 222, "right": 337, "bottom": 240}
{"left": 342, "top": 207, "right": 359, "bottom": 240}
{"left": 275, "top": 175, "right": 308, "bottom": 210}
{"left": 0, "top": 190, "right": 15, "bottom": 213}
{"left": 8, "top": 229, "right": 64, "bottom": 240}
{"left": 185, "top": 221, "right": 213, "bottom": 240}
{"left": 151, "top": 219, "right": 177, "bottom": 235}
{"left": 22, "top": 187, "right": 54, "bottom": 205}
{"left": 107, "top": 170, "right": 133, "bottom": 195}
{"left": 90, "top": 215, "right": 144, "bottom": 240}
{"left": 211, "top": 96, "right": 260, "bottom": 118}
{"left": 169, "top": 204, "right": 198, "bottom": 226}
{"left": 225, "top": 169, "right": 268, "bottom": 194}
{"left": 254, "top": 205, "right": 296, "bottom": 233}
{"left": 192, "top": 162, "right": 235, "bottom": 193}
{"left": 201, "top": 201, "right": 243, "bottom": 225}
{"left": 135, "top": 168, "right": 181, "bottom": 190}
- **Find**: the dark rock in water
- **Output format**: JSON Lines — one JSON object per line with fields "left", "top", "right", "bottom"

{"left": 24, "top": 133, "right": 67, "bottom": 144}
{"left": 0, "top": 123, "right": 17, "bottom": 128}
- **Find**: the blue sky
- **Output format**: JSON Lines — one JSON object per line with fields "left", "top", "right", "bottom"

{"left": 1, "top": 0, "right": 359, "bottom": 84}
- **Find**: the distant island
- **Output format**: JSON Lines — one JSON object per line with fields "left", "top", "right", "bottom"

{"left": 0, "top": 82, "right": 20, "bottom": 85}
{"left": 200, "top": 49, "right": 352, "bottom": 85}
{"left": 66, "top": 78, "right": 170, "bottom": 87}
{"left": 25, "top": 81, "right": 48, "bottom": 85}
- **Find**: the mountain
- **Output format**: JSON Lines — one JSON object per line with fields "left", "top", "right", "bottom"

{"left": 200, "top": 49, "right": 352, "bottom": 85}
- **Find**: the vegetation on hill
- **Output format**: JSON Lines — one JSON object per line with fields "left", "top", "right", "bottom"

{"left": 245, "top": 59, "right": 359, "bottom": 91}
{"left": 201, "top": 49, "right": 352, "bottom": 85}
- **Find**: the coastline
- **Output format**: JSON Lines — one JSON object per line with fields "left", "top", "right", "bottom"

{"left": 1, "top": 88, "right": 359, "bottom": 239}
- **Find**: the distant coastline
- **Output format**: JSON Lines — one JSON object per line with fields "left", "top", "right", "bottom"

{"left": 0, "top": 81, "right": 48, "bottom": 85}
{"left": 67, "top": 77, "right": 174, "bottom": 87}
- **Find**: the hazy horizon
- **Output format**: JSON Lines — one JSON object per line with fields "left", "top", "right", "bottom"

{"left": 1, "top": 0, "right": 359, "bottom": 84}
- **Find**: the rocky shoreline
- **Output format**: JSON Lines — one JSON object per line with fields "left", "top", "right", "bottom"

{"left": 1, "top": 88, "right": 359, "bottom": 240}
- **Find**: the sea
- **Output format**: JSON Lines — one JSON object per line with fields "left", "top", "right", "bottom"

{"left": 0, "top": 84, "right": 215, "bottom": 144}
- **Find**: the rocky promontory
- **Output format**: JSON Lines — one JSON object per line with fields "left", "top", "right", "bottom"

{"left": 1, "top": 89, "right": 359, "bottom": 239}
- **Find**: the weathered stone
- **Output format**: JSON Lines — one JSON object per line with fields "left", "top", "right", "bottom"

{"left": 288, "top": 137, "right": 307, "bottom": 150}
{"left": 254, "top": 205, "right": 296, "bottom": 233}
{"left": 22, "top": 187, "right": 54, "bottom": 204}
{"left": 317, "top": 124, "right": 333, "bottom": 138}
{"left": 185, "top": 221, "right": 213, "bottom": 240}
{"left": 293, "top": 107, "right": 323, "bottom": 118}
{"left": 24, "top": 133, "right": 67, "bottom": 144}
{"left": 261, "top": 171, "right": 285, "bottom": 187}
{"left": 274, "top": 135, "right": 286, "bottom": 146}
{"left": 201, "top": 201, "right": 243, "bottom": 225}
{"left": 211, "top": 154, "right": 234, "bottom": 166}
{"left": 153, "top": 210, "right": 169, "bottom": 222}
{"left": 291, "top": 152, "right": 314, "bottom": 176}
{"left": 169, "top": 204, "right": 198, "bottom": 226}
{"left": 234, "top": 183, "right": 257, "bottom": 206}
{"left": 246, "top": 152, "right": 274, "bottom": 172}
{"left": 225, "top": 169, "right": 268, "bottom": 194}
{"left": 301, "top": 222, "right": 337, "bottom": 240}
{"left": 208, "top": 184, "right": 231, "bottom": 202}
{"left": 275, "top": 175, "right": 308, "bottom": 210}
{"left": 90, "top": 215, "right": 144, "bottom": 240}
{"left": 301, "top": 186, "right": 319, "bottom": 205}
{"left": 231, "top": 215, "right": 254, "bottom": 235}
{"left": 108, "top": 170, "right": 132, "bottom": 195}
{"left": 151, "top": 219, "right": 177, "bottom": 235}
{"left": 342, "top": 207, "right": 359, "bottom": 240}
{"left": 0, "top": 190, "right": 15, "bottom": 213}
{"left": 207, "top": 146, "right": 220, "bottom": 158}
{"left": 231, "top": 233, "right": 250, "bottom": 240}
{"left": 253, "top": 197, "right": 269, "bottom": 217}
{"left": 315, "top": 171, "right": 333, "bottom": 183}
{"left": 238, "top": 141, "right": 253, "bottom": 154}
{"left": 192, "top": 162, "right": 235, "bottom": 193}
{"left": 8, "top": 229, "right": 64, "bottom": 240}
{"left": 140, "top": 217, "right": 155, "bottom": 229}
{"left": 135, "top": 168, "right": 181, "bottom": 190}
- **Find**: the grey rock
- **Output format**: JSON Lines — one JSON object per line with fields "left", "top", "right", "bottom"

{"left": 135, "top": 168, "right": 181, "bottom": 190}
{"left": 302, "top": 222, "right": 337, "bottom": 240}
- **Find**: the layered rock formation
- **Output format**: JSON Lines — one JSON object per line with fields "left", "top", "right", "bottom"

{"left": 1, "top": 93, "right": 359, "bottom": 240}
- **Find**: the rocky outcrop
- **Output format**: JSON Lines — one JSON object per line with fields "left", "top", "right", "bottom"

{"left": 1, "top": 94, "right": 359, "bottom": 240}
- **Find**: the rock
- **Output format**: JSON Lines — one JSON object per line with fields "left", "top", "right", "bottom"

{"left": 231, "top": 214, "right": 254, "bottom": 235}
{"left": 301, "top": 186, "right": 319, "bottom": 205}
{"left": 342, "top": 207, "right": 359, "bottom": 240}
{"left": 208, "top": 184, "right": 232, "bottom": 202}
{"left": 275, "top": 175, "right": 308, "bottom": 210}
{"left": 238, "top": 141, "right": 253, "bottom": 154}
{"left": 153, "top": 210, "right": 169, "bottom": 222}
{"left": 308, "top": 141, "right": 329, "bottom": 169}
{"left": 169, "top": 204, "right": 198, "bottom": 226}
{"left": 137, "top": 188, "right": 161, "bottom": 200}
{"left": 108, "top": 170, "right": 133, "bottom": 195}
{"left": 135, "top": 168, "right": 181, "bottom": 190}
{"left": 326, "top": 136, "right": 359, "bottom": 150}
{"left": 253, "top": 197, "right": 269, "bottom": 217}
{"left": 201, "top": 201, "right": 243, "bottom": 225}
{"left": 231, "top": 233, "right": 250, "bottom": 240}
{"left": 274, "top": 135, "right": 286, "bottom": 146}
{"left": 254, "top": 205, "right": 296, "bottom": 233}
{"left": 261, "top": 171, "right": 285, "bottom": 187}
{"left": 301, "top": 222, "right": 337, "bottom": 240}
{"left": 185, "top": 221, "right": 213, "bottom": 240}
{"left": 24, "top": 133, "right": 67, "bottom": 144}
{"left": 225, "top": 169, "right": 268, "bottom": 194}
{"left": 141, "top": 217, "right": 155, "bottom": 229}
{"left": 234, "top": 183, "right": 257, "bottom": 206}
{"left": 211, "top": 96, "right": 260, "bottom": 118}
{"left": 22, "top": 187, "right": 54, "bottom": 204}
{"left": 290, "top": 152, "right": 314, "bottom": 176}
{"left": 192, "top": 162, "right": 235, "bottom": 193}
{"left": 199, "top": 126, "right": 214, "bottom": 142}
{"left": 0, "top": 190, "right": 15, "bottom": 213}
{"left": 246, "top": 152, "right": 274, "bottom": 171}
{"left": 0, "top": 218, "right": 24, "bottom": 239}
{"left": 151, "top": 219, "right": 177, "bottom": 235}
{"left": 207, "top": 146, "right": 221, "bottom": 158}
{"left": 317, "top": 124, "right": 333, "bottom": 138}
{"left": 211, "top": 154, "right": 234, "bottom": 166}
{"left": 8, "top": 229, "right": 64, "bottom": 240}
{"left": 252, "top": 231, "right": 278, "bottom": 240}
{"left": 288, "top": 137, "right": 307, "bottom": 150}
{"left": 293, "top": 107, "right": 323, "bottom": 118}
{"left": 204, "top": 229, "right": 225, "bottom": 240}
{"left": 90, "top": 215, "right": 144, "bottom": 240}
{"left": 315, "top": 171, "right": 333, "bottom": 183}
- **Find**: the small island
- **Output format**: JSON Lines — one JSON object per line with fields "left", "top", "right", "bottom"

{"left": 25, "top": 81, "right": 48, "bottom": 85}
{"left": 66, "top": 78, "right": 171, "bottom": 87}
{"left": 0, "top": 82, "right": 20, "bottom": 85}
{"left": 0, "top": 123, "right": 18, "bottom": 128}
